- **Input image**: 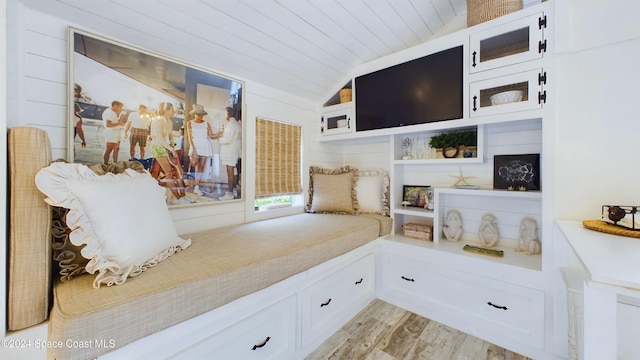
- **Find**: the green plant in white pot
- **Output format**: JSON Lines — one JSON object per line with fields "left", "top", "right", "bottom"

{"left": 429, "top": 129, "right": 477, "bottom": 158}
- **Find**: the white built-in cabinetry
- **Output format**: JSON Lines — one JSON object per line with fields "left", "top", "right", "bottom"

{"left": 320, "top": 102, "right": 353, "bottom": 136}
{"left": 469, "top": 12, "right": 547, "bottom": 73}
{"left": 301, "top": 253, "right": 375, "bottom": 346}
{"left": 469, "top": 11, "right": 548, "bottom": 117}
{"left": 173, "top": 295, "right": 298, "bottom": 359}
{"left": 378, "top": 242, "right": 545, "bottom": 354}
{"left": 99, "top": 243, "right": 377, "bottom": 359}
{"left": 322, "top": 3, "right": 552, "bottom": 359}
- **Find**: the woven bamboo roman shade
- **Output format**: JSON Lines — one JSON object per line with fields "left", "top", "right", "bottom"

{"left": 255, "top": 118, "right": 302, "bottom": 198}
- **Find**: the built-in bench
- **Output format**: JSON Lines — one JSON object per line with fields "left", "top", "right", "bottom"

{"left": 51, "top": 213, "right": 388, "bottom": 359}
{"left": 6, "top": 127, "right": 391, "bottom": 359}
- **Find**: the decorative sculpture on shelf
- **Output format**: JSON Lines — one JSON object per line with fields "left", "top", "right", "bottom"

{"left": 478, "top": 212, "right": 500, "bottom": 248}
{"left": 442, "top": 209, "right": 463, "bottom": 242}
{"left": 515, "top": 217, "right": 541, "bottom": 255}
{"left": 402, "top": 137, "right": 413, "bottom": 160}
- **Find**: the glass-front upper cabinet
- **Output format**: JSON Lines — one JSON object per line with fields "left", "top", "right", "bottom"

{"left": 320, "top": 103, "right": 353, "bottom": 136}
{"left": 470, "top": 68, "right": 546, "bottom": 117}
{"left": 469, "top": 12, "right": 547, "bottom": 73}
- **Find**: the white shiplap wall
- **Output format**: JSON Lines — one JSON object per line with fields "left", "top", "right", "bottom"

{"left": 4, "top": 3, "right": 342, "bottom": 233}
{"left": 341, "top": 119, "right": 542, "bottom": 189}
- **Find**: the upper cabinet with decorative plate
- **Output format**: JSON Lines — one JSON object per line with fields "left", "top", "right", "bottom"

{"left": 321, "top": 81, "right": 354, "bottom": 137}
{"left": 321, "top": 102, "right": 353, "bottom": 136}
{"left": 470, "top": 12, "right": 547, "bottom": 74}
{"left": 470, "top": 68, "right": 546, "bottom": 117}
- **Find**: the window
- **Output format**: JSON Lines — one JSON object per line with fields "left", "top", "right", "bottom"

{"left": 255, "top": 118, "right": 302, "bottom": 209}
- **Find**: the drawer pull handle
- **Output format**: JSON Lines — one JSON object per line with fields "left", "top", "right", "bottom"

{"left": 320, "top": 298, "right": 332, "bottom": 307}
{"left": 487, "top": 302, "right": 508, "bottom": 310}
{"left": 401, "top": 276, "right": 415, "bottom": 282}
{"left": 251, "top": 336, "right": 271, "bottom": 350}
{"left": 355, "top": 278, "right": 363, "bottom": 285}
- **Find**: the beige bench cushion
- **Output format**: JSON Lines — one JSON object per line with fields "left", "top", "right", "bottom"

{"left": 358, "top": 213, "right": 393, "bottom": 236}
{"left": 49, "top": 213, "right": 382, "bottom": 360}
{"left": 7, "top": 127, "right": 52, "bottom": 331}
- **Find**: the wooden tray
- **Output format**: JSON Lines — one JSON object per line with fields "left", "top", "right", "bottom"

{"left": 582, "top": 219, "right": 640, "bottom": 238}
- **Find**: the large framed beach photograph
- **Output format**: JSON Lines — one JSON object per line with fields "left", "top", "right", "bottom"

{"left": 69, "top": 28, "right": 244, "bottom": 206}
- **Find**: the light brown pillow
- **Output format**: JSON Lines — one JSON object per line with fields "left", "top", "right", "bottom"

{"left": 305, "top": 166, "right": 359, "bottom": 215}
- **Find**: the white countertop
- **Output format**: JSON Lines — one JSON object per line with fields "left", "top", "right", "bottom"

{"left": 557, "top": 220, "right": 640, "bottom": 291}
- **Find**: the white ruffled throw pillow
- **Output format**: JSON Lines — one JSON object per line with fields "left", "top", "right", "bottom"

{"left": 356, "top": 170, "right": 390, "bottom": 215}
{"left": 36, "top": 162, "right": 191, "bottom": 288}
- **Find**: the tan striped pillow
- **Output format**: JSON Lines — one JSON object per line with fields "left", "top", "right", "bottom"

{"left": 305, "top": 166, "right": 359, "bottom": 215}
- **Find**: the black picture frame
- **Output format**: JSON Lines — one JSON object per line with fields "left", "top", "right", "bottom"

{"left": 402, "top": 185, "right": 432, "bottom": 208}
{"left": 493, "top": 154, "right": 541, "bottom": 190}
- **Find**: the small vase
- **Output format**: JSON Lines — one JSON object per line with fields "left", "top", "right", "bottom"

{"left": 461, "top": 145, "right": 477, "bottom": 158}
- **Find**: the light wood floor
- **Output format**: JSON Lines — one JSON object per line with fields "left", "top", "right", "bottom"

{"left": 306, "top": 299, "right": 531, "bottom": 360}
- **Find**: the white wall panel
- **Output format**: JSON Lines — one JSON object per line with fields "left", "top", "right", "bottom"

{"left": 24, "top": 30, "right": 67, "bottom": 60}
{"left": 24, "top": 54, "right": 66, "bottom": 83}
{"left": 555, "top": 0, "right": 640, "bottom": 54}
{"left": 342, "top": 121, "right": 542, "bottom": 191}
{"left": 343, "top": 140, "right": 390, "bottom": 171}
{"left": 23, "top": 77, "right": 66, "bottom": 106}
{"left": 552, "top": 0, "right": 640, "bottom": 221}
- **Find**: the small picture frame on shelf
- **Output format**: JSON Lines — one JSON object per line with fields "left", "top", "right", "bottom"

{"left": 426, "top": 188, "right": 434, "bottom": 210}
{"left": 402, "top": 185, "right": 431, "bottom": 208}
{"left": 493, "top": 154, "right": 540, "bottom": 191}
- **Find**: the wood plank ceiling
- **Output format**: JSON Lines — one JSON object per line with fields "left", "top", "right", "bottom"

{"left": 19, "top": 0, "right": 539, "bottom": 103}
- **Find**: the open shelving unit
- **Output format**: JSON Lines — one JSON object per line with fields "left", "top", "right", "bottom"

{"left": 388, "top": 186, "right": 542, "bottom": 272}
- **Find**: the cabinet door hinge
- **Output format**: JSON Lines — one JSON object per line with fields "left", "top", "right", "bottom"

{"left": 538, "top": 90, "right": 547, "bottom": 104}
{"left": 539, "top": 15, "right": 547, "bottom": 29}
{"left": 538, "top": 40, "right": 547, "bottom": 53}
{"left": 538, "top": 71, "right": 547, "bottom": 85}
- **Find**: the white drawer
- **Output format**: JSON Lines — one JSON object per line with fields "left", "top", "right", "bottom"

{"left": 171, "top": 295, "right": 296, "bottom": 360}
{"left": 382, "top": 253, "right": 544, "bottom": 348}
{"left": 301, "top": 253, "right": 375, "bottom": 345}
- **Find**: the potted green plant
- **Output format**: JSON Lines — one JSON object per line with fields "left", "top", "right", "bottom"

{"left": 429, "top": 132, "right": 458, "bottom": 158}
{"left": 429, "top": 129, "right": 477, "bottom": 158}
{"left": 456, "top": 129, "right": 477, "bottom": 158}
{"left": 457, "top": 129, "right": 477, "bottom": 147}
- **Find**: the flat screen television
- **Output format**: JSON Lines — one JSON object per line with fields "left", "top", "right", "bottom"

{"left": 355, "top": 45, "right": 463, "bottom": 131}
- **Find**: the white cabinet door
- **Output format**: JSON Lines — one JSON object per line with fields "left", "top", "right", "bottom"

{"left": 470, "top": 12, "right": 547, "bottom": 73}
{"left": 321, "top": 103, "right": 353, "bottom": 136}
{"left": 171, "top": 295, "right": 297, "bottom": 360}
{"left": 381, "top": 253, "right": 544, "bottom": 349}
{"left": 470, "top": 68, "right": 546, "bottom": 117}
{"left": 301, "top": 253, "right": 375, "bottom": 346}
